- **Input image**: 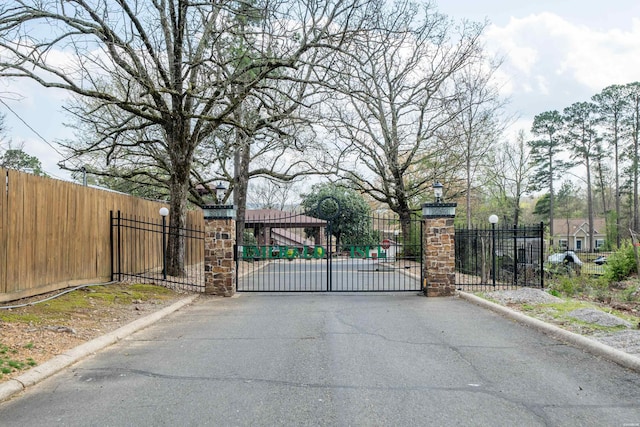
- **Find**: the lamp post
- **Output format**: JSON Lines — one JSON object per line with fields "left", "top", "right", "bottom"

{"left": 422, "top": 181, "right": 456, "bottom": 218}
{"left": 489, "top": 214, "right": 499, "bottom": 288}
{"left": 159, "top": 207, "right": 169, "bottom": 279}
{"left": 421, "top": 181, "right": 457, "bottom": 297}
{"left": 433, "top": 181, "right": 443, "bottom": 203}
{"left": 215, "top": 182, "right": 227, "bottom": 205}
{"left": 202, "top": 182, "right": 236, "bottom": 219}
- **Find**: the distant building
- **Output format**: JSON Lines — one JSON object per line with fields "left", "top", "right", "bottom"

{"left": 551, "top": 218, "right": 606, "bottom": 251}
{"left": 244, "top": 209, "right": 327, "bottom": 247}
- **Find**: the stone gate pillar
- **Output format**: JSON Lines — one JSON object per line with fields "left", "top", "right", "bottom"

{"left": 422, "top": 202, "right": 457, "bottom": 297}
{"left": 203, "top": 205, "right": 236, "bottom": 297}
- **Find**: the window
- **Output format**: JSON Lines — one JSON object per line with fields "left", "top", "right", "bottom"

{"left": 595, "top": 239, "right": 605, "bottom": 249}
{"left": 559, "top": 239, "right": 568, "bottom": 249}
{"left": 576, "top": 239, "right": 583, "bottom": 250}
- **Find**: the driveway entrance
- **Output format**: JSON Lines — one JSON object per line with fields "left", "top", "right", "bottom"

{"left": 3, "top": 294, "right": 639, "bottom": 425}
{"left": 237, "top": 205, "right": 422, "bottom": 292}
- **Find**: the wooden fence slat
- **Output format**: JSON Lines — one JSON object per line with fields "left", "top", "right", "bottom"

{"left": 0, "top": 168, "right": 7, "bottom": 294}
{"left": 0, "top": 169, "right": 202, "bottom": 302}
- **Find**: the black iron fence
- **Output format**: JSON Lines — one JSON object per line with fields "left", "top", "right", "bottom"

{"left": 110, "top": 211, "right": 205, "bottom": 292}
{"left": 455, "top": 223, "right": 544, "bottom": 291}
{"left": 237, "top": 210, "right": 422, "bottom": 292}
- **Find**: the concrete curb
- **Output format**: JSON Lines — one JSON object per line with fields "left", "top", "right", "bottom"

{"left": 457, "top": 291, "right": 640, "bottom": 373}
{"left": 0, "top": 294, "right": 200, "bottom": 403}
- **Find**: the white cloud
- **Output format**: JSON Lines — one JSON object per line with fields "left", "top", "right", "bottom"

{"left": 480, "top": 11, "right": 640, "bottom": 127}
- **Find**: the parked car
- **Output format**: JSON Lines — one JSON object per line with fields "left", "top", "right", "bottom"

{"left": 547, "top": 251, "right": 583, "bottom": 266}
{"left": 594, "top": 255, "right": 607, "bottom": 265}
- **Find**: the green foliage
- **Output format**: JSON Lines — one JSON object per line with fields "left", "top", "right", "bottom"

{"left": 603, "top": 241, "right": 637, "bottom": 282}
{"left": 548, "top": 289, "right": 561, "bottom": 297}
{"left": 547, "top": 275, "right": 606, "bottom": 298}
{"left": 0, "top": 344, "right": 37, "bottom": 378}
{"left": 548, "top": 275, "right": 580, "bottom": 296}
{"left": 533, "top": 193, "right": 550, "bottom": 217}
{"left": 300, "top": 183, "right": 377, "bottom": 248}
{"left": 605, "top": 210, "right": 617, "bottom": 251}
{"left": 243, "top": 230, "right": 258, "bottom": 246}
{"left": 0, "top": 149, "right": 48, "bottom": 176}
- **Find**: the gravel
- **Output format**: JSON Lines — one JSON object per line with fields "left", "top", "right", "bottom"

{"left": 567, "top": 308, "right": 633, "bottom": 327}
{"left": 485, "top": 287, "right": 563, "bottom": 305}
{"left": 484, "top": 287, "right": 640, "bottom": 357}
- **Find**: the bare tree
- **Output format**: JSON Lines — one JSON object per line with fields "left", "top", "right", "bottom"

{"left": 0, "top": 0, "right": 369, "bottom": 274}
{"left": 443, "top": 61, "right": 510, "bottom": 227}
{"left": 0, "top": 111, "right": 7, "bottom": 147}
{"left": 322, "top": 0, "right": 488, "bottom": 238}
{"left": 484, "top": 130, "right": 534, "bottom": 225}
{"left": 247, "top": 179, "right": 299, "bottom": 211}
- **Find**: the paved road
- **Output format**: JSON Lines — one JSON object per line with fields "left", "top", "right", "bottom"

{"left": 238, "top": 258, "right": 421, "bottom": 292}
{"left": 2, "top": 294, "right": 640, "bottom": 426}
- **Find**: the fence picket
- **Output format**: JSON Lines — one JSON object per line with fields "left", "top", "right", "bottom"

{"left": 0, "top": 169, "right": 204, "bottom": 302}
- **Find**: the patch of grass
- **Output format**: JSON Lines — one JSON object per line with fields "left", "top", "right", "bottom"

{"left": 0, "top": 312, "right": 43, "bottom": 324}
{"left": 521, "top": 300, "right": 592, "bottom": 323}
{"left": 0, "top": 343, "right": 37, "bottom": 378}
{"left": 0, "top": 283, "right": 178, "bottom": 327}
{"left": 520, "top": 303, "right": 535, "bottom": 311}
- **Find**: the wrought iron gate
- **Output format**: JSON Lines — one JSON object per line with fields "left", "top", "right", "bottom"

{"left": 455, "top": 223, "right": 544, "bottom": 291}
{"left": 236, "top": 206, "right": 423, "bottom": 292}
{"left": 110, "top": 211, "right": 205, "bottom": 292}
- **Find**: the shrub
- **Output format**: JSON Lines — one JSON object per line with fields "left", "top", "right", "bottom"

{"left": 243, "top": 230, "right": 258, "bottom": 246}
{"left": 548, "top": 276, "right": 580, "bottom": 296}
{"left": 603, "top": 241, "right": 637, "bottom": 283}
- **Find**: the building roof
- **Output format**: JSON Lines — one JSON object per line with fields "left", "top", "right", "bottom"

{"left": 552, "top": 218, "right": 606, "bottom": 237}
{"left": 271, "top": 228, "right": 315, "bottom": 246}
{"left": 245, "top": 209, "right": 326, "bottom": 228}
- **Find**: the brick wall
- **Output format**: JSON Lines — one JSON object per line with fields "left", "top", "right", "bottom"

{"left": 204, "top": 218, "right": 236, "bottom": 296}
{"left": 423, "top": 217, "right": 455, "bottom": 297}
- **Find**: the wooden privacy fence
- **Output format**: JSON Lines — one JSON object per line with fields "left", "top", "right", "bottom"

{"left": 0, "top": 168, "right": 204, "bottom": 302}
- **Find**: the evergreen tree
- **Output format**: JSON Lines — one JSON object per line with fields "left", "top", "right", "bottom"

{"left": 529, "top": 110, "right": 569, "bottom": 245}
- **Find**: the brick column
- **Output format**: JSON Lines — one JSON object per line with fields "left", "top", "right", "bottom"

{"left": 422, "top": 202, "right": 457, "bottom": 297}
{"left": 204, "top": 206, "right": 236, "bottom": 296}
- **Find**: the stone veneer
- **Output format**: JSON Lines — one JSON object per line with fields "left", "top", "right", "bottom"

{"left": 422, "top": 217, "right": 456, "bottom": 297}
{"left": 204, "top": 218, "right": 236, "bottom": 296}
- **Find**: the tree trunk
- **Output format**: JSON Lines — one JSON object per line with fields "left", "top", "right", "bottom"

{"left": 586, "top": 156, "right": 595, "bottom": 251}
{"left": 166, "top": 163, "right": 190, "bottom": 277}
{"left": 234, "top": 133, "right": 251, "bottom": 247}
{"left": 396, "top": 193, "right": 416, "bottom": 258}
{"left": 635, "top": 137, "right": 639, "bottom": 232}
{"left": 548, "top": 151, "right": 555, "bottom": 247}
{"left": 466, "top": 152, "right": 472, "bottom": 228}
{"left": 614, "top": 125, "right": 621, "bottom": 248}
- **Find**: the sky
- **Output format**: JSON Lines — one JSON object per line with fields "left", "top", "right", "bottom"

{"left": 2, "top": 0, "right": 640, "bottom": 180}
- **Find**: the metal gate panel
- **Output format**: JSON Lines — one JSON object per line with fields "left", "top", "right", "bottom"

{"left": 454, "top": 223, "right": 544, "bottom": 291}
{"left": 236, "top": 210, "right": 423, "bottom": 292}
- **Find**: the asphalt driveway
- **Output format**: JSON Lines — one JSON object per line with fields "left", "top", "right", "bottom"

{"left": 1, "top": 293, "right": 639, "bottom": 426}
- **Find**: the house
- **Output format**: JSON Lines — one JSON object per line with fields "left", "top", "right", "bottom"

{"left": 551, "top": 218, "right": 606, "bottom": 252}
{"left": 244, "top": 209, "right": 327, "bottom": 247}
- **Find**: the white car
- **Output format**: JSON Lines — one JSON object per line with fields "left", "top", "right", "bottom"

{"left": 547, "top": 251, "right": 583, "bottom": 266}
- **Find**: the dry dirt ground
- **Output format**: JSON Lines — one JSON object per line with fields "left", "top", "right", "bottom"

{"left": 0, "top": 283, "right": 188, "bottom": 383}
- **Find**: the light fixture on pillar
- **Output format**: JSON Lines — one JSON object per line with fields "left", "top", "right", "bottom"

{"left": 433, "top": 181, "right": 443, "bottom": 203}
{"left": 203, "top": 182, "right": 236, "bottom": 219}
{"left": 215, "top": 182, "right": 227, "bottom": 205}
{"left": 422, "top": 181, "right": 456, "bottom": 218}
